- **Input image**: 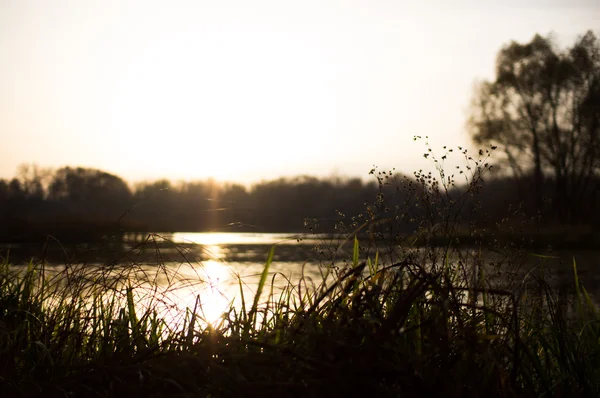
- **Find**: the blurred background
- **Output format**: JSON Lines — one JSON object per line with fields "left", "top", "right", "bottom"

{"left": 0, "top": 0, "right": 598, "bottom": 243}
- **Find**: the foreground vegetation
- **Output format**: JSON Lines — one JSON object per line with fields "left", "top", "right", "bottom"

{"left": 2, "top": 140, "right": 599, "bottom": 397}
{"left": 1, "top": 235, "right": 599, "bottom": 397}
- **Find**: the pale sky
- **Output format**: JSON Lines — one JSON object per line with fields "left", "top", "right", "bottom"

{"left": 0, "top": 0, "right": 598, "bottom": 184}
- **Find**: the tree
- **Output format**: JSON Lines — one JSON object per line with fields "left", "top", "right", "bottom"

{"left": 15, "top": 163, "right": 51, "bottom": 200}
{"left": 48, "top": 167, "right": 133, "bottom": 220}
{"left": 468, "top": 31, "right": 600, "bottom": 224}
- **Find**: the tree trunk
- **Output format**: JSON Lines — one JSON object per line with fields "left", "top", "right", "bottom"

{"left": 532, "top": 131, "right": 544, "bottom": 225}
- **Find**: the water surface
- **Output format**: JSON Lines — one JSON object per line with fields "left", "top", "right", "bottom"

{"left": 6, "top": 232, "right": 600, "bottom": 327}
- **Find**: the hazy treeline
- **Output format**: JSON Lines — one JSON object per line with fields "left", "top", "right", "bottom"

{"left": 131, "top": 173, "right": 378, "bottom": 233}
{"left": 1, "top": 161, "right": 599, "bottom": 243}
{"left": 0, "top": 165, "right": 382, "bottom": 241}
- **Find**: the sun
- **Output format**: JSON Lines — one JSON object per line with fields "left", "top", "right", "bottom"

{"left": 98, "top": 28, "right": 339, "bottom": 182}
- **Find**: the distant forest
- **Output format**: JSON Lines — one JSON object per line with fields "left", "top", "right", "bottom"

{"left": 0, "top": 165, "right": 379, "bottom": 241}
{"left": 0, "top": 161, "right": 599, "bottom": 244}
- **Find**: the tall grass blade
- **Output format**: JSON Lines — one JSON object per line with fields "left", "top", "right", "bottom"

{"left": 352, "top": 236, "right": 359, "bottom": 267}
{"left": 248, "top": 245, "right": 275, "bottom": 330}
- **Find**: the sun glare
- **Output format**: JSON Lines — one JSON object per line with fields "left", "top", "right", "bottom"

{"left": 194, "top": 260, "right": 234, "bottom": 326}
{"left": 159, "top": 259, "right": 234, "bottom": 327}
{"left": 100, "top": 27, "right": 340, "bottom": 181}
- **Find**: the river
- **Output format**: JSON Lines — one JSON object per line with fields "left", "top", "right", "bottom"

{"left": 4, "top": 232, "right": 600, "bottom": 328}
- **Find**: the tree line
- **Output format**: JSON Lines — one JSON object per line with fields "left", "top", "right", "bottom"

{"left": 1, "top": 30, "right": 598, "bottom": 243}
{"left": 1, "top": 161, "right": 598, "bottom": 244}
{"left": 0, "top": 165, "right": 384, "bottom": 241}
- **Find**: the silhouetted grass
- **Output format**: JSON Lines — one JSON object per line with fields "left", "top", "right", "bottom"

{"left": 2, "top": 143, "right": 599, "bottom": 397}
{"left": 1, "top": 238, "right": 599, "bottom": 397}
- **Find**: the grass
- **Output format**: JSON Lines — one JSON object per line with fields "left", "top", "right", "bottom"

{"left": 2, "top": 144, "right": 599, "bottom": 397}
{"left": 0, "top": 237, "right": 599, "bottom": 397}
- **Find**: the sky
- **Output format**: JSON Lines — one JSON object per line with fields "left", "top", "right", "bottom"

{"left": 0, "top": 0, "right": 598, "bottom": 184}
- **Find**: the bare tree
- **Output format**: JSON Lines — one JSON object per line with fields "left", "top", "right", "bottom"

{"left": 468, "top": 31, "right": 600, "bottom": 224}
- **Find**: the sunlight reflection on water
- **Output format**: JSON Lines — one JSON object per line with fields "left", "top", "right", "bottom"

{"left": 135, "top": 258, "right": 327, "bottom": 329}
{"left": 12, "top": 232, "right": 340, "bottom": 332}
{"left": 169, "top": 232, "right": 320, "bottom": 246}
{"left": 19, "top": 232, "right": 600, "bottom": 332}
{"left": 122, "top": 233, "right": 333, "bottom": 329}
{"left": 148, "top": 235, "right": 327, "bottom": 327}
